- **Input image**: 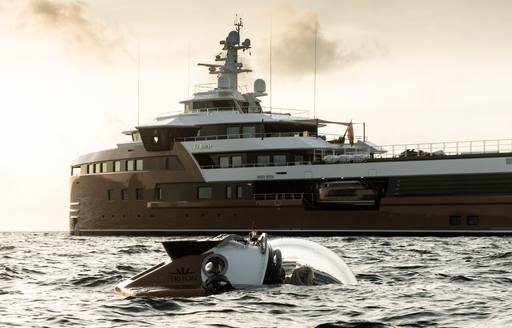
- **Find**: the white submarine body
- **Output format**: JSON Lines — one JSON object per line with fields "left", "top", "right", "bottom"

{"left": 114, "top": 232, "right": 357, "bottom": 298}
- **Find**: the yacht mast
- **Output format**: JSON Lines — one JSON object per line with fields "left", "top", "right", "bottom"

{"left": 197, "top": 16, "right": 252, "bottom": 91}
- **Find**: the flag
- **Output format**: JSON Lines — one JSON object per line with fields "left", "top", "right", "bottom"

{"left": 347, "top": 122, "right": 354, "bottom": 145}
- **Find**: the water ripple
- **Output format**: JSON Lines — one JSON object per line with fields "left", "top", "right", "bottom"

{"left": 1, "top": 232, "right": 512, "bottom": 327}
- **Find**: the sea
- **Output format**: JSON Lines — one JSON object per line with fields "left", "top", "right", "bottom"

{"left": 1, "top": 232, "right": 511, "bottom": 327}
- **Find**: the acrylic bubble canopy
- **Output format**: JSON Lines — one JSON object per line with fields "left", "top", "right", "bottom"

{"left": 269, "top": 238, "right": 357, "bottom": 285}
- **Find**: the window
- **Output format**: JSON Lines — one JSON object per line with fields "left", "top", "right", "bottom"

{"left": 114, "top": 161, "right": 122, "bottom": 172}
{"left": 237, "top": 186, "right": 243, "bottom": 199}
{"left": 273, "top": 155, "right": 287, "bottom": 166}
{"left": 127, "top": 160, "right": 135, "bottom": 171}
{"left": 107, "top": 189, "right": 115, "bottom": 201}
{"left": 155, "top": 187, "right": 162, "bottom": 201}
{"left": 294, "top": 155, "right": 304, "bottom": 164}
{"left": 257, "top": 155, "right": 270, "bottom": 166}
{"left": 449, "top": 216, "right": 462, "bottom": 225}
{"left": 191, "top": 100, "right": 235, "bottom": 111}
{"left": 136, "top": 188, "right": 144, "bottom": 201}
{"left": 226, "top": 186, "right": 232, "bottom": 199}
{"left": 219, "top": 156, "right": 230, "bottom": 168}
{"left": 95, "top": 163, "right": 101, "bottom": 173}
{"left": 87, "top": 164, "right": 93, "bottom": 174}
{"left": 227, "top": 127, "right": 240, "bottom": 139}
{"left": 101, "top": 162, "right": 108, "bottom": 173}
{"left": 232, "top": 156, "right": 242, "bottom": 168}
{"left": 71, "top": 166, "right": 80, "bottom": 176}
{"left": 198, "top": 187, "right": 212, "bottom": 200}
{"left": 136, "top": 159, "right": 144, "bottom": 171}
{"left": 467, "top": 216, "right": 479, "bottom": 225}
{"left": 242, "top": 126, "right": 256, "bottom": 138}
{"left": 121, "top": 189, "right": 128, "bottom": 201}
{"left": 132, "top": 132, "right": 141, "bottom": 142}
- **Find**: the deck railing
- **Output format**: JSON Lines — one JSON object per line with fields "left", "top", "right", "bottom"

{"left": 373, "top": 139, "right": 512, "bottom": 159}
{"left": 176, "top": 131, "right": 319, "bottom": 142}
{"left": 200, "top": 161, "right": 313, "bottom": 169}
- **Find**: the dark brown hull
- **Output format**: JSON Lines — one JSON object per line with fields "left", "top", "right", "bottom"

{"left": 70, "top": 182, "right": 512, "bottom": 235}
{"left": 69, "top": 144, "right": 512, "bottom": 236}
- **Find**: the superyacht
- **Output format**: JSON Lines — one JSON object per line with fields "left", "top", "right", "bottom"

{"left": 69, "top": 19, "right": 512, "bottom": 235}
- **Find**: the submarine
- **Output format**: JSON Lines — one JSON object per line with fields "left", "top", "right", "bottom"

{"left": 114, "top": 232, "right": 357, "bottom": 298}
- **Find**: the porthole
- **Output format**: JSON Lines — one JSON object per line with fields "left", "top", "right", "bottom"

{"left": 201, "top": 254, "right": 228, "bottom": 277}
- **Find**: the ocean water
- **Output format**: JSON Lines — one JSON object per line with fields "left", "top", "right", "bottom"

{"left": 1, "top": 232, "right": 511, "bottom": 327}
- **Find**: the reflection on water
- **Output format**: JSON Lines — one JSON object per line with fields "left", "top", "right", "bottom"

{"left": 1, "top": 232, "right": 512, "bottom": 327}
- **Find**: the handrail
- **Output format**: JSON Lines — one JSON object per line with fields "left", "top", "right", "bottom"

{"left": 176, "top": 131, "right": 319, "bottom": 142}
{"left": 200, "top": 161, "right": 312, "bottom": 169}
{"left": 374, "top": 138, "right": 512, "bottom": 159}
{"left": 261, "top": 106, "right": 310, "bottom": 118}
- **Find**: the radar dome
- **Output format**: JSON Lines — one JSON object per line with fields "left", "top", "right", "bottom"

{"left": 226, "top": 31, "right": 240, "bottom": 46}
{"left": 254, "top": 79, "right": 266, "bottom": 93}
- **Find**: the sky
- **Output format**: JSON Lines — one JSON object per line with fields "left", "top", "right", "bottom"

{"left": 1, "top": 0, "right": 512, "bottom": 230}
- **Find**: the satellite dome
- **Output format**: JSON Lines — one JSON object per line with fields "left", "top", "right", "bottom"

{"left": 254, "top": 79, "right": 266, "bottom": 93}
{"left": 226, "top": 31, "right": 239, "bottom": 46}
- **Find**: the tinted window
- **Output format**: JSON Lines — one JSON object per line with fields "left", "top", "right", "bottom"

{"left": 127, "top": 160, "right": 135, "bottom": 171}
{"left": 220, "top": 156, "right": 230, "bottom": 168}
{"left": 273, "top": 155, "right": 286, "bottom": 166}
{"left": 226, "top": 186, "right": 232, "bottom": 199}
{"left": 449, "top": 216, "right": 462, "bottom": 225}
{"left": 257, "top": 155, "right": 270, "bottom": 166}
{"left": 237, "top": 186, "right": 243, "bottom": 199}
{"left": 136, "top": 188, "right": 144, "bottom": 201}
{"left": 192, "top": 100, "right": 235, "bottom": 111}
{"left": 121, "top": 189, "right": 128, "bottom": 200}
{"left": 114, "top": 161, "right": 122, "bottom": 172}
{"left": 198, "top": 187, "right": 212, "bottom": 199}
{"left": 294, "top": 155, "right": 304, "bottom": 164}
{"left": 107, "top": 189, "right": 115, "bottom": 201}
{"left": 227, "top": 127, "right": 240, "bottom": 139}
{"left": 136, "top": 159, "right": 144, "bottom": 171}
{"left": 242, "top": 126, "right": 256, "bottom": 138}
{"left": 232, "top": 156, "right": 242, "bottom": 168}
{"left": 467, "top": 216, "right": 479, "bottom": 225}
{"left": 155, "top": 188, "right": 162, "bottom": 201}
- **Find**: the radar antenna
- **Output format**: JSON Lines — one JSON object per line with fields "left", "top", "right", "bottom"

{"left": 197, "top": 15, "right": 252, "bottom": 90}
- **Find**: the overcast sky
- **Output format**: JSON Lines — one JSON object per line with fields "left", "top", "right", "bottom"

{"left": 1, "top": 0, "right": 512, "bottom": 230}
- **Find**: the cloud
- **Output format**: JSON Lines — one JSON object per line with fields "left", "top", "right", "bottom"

{"left": 268, "top": 8, "right": 385, "bottom": 77}
{"left": 21, "top": 0, "right": 125, "bottom": 62}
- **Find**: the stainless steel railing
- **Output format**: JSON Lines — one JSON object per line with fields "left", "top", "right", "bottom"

{"left": 374, "top": 139, "right": 512, "bottom": 158}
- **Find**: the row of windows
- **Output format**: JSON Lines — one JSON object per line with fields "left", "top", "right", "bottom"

{"left": 154, "top": 185, "right": 244, "bottom": 201}
{"left": 197, "top": 186, "right": 243, "bottom": 200}
{"left": 226, "top": 126, "right": 256, "bottom": 139}
{"left": 217, "top": 154, "right": 303, "bottom": 168}
{"left": 449, "top": 215, "right": 479, "bottom": 225}
{"left": 89, "top": 159, "right": 144, "bottom": 174}
{"left": 107, "top": 188, "right": 144, "bottom": 201}
{"left": 75, "top": 156, "right": 183, "bottom": 176}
